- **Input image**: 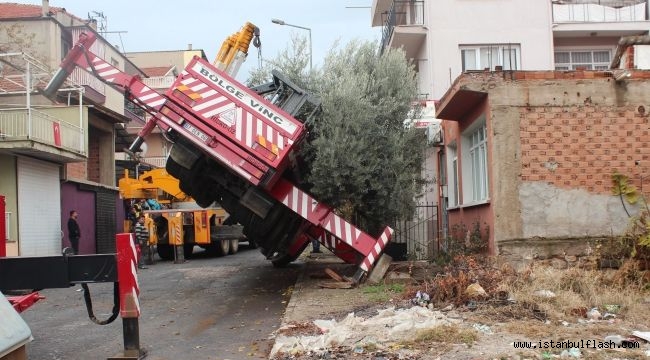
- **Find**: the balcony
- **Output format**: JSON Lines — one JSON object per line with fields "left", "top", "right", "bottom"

{"left": 0, "top": 108, "right": 86, "bottom": 163}
{"left": 552, "top": 0, "right": 650, "bottom": 37}
{"left": 379, "top": 0, "right": 426, "bottom": 58}
{"left": 142, "top": 76, "right": 176, "bottom": 90}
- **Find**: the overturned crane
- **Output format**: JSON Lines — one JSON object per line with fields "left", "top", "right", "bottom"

{"left": 44, "top": 26, "right": 392, "bottom": 282}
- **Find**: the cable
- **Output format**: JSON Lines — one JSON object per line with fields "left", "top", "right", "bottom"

{"left": 81, "top": 282, "right": 120, "bottom": 325}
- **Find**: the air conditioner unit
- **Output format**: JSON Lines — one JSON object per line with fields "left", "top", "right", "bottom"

{"left": 425, "top": 123, "right": 443, "bottom": 146}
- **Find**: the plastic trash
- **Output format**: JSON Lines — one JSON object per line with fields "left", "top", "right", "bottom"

{"left": 604, "top": 334, "right": 624, "bottom": 346}
{"left": 472, "top": 323, "right": 493, "bottom": 334}
{"left": 586, "top": 308, "right": 601, "bottom": 320}
{"left": 533, "top": 289, "right": 556, "bottom": 298}
{"left": 560, "top": 347, "right": 581, "bottom": 358}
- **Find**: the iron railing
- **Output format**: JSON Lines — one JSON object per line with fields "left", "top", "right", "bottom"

{"left": 142, "top": 76, "right": 176, "bottom": 90}
{"left": 552, "top": 0, "right": 648, "bottom": 22}
{"left": 0, "top": 108, "right": 85, "bottom": 155}
{"left": 380, "top": 0, "right": 425, "bottom": 54}
{"left": 391, "top": 202, "right": 438, "bottom": 260}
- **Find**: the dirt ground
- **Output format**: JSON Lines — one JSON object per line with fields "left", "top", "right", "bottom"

{"left": 270, "top": 254, "right": 650, "bottom": 360}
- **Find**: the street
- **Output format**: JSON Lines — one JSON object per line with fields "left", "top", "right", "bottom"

{"left": 19, "top": 245, "right": 302, "bottom": 360}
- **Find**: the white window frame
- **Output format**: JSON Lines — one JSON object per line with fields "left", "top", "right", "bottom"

{"left": 445, "top": 117, "right": 490, "bottom": 208}
{"left": 461, "top": 44, "right": 521, "bottom": 71}
{"left": 554, "top": 48, "right": 613, "bottom": 70}
{"left": 446, "top": 142, "right": 459, "bottom": 208}
{"left": 465, "top": 122, "right": 489, "bottom": 203}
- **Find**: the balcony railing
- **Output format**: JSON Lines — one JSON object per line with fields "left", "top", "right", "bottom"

{"left": 380, "top": 0, "right": 425, "bottom": 54}
{"left": 552, "top": 0, "right": 648, "bottom": 22}
{"left": 142, "top": 76, "right": 176, "bottom": 90}
{"left": 115, "top": 153, "right": 167, "bottom": 168}
{"left": 0, "top": 108, "right": 85, "bottom": 155}
{"left": 141, "top": 156, "right": 167, "bottom": 168}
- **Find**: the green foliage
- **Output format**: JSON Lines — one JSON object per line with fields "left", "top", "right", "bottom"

{"left": 362, "top": 283, "right": 405, "bottom": 302}
{"left": 611, "top": 172, "right": 650, "bottom": 260}
{"left": 246, "top": 35, "right": 425, "bottom": 235}
{"left": 611, "top": 172, "right": 639, "bottom": 204}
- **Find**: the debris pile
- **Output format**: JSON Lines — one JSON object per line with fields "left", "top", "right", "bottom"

{"left": 270, "top": 306, "right": 461, "bottom": 358}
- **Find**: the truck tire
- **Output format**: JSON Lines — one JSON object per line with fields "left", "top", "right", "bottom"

{"left": 217, "top": 239, "right": 230, "bottom": 256}
{"left": 271, "top": 253, "right": 296, "bottom": 268}
{"left": 229, "top": 239, "right": 239, "bottom": 254}
{"left": 157, "top": 244, "right": 173, "bottom": 260}
{"left": 183, "top": 244, "right": 194, "bottom": 258}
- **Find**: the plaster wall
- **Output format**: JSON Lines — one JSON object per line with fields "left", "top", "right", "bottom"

{"left": 427, "top": 0, "right": 554, "bottom": 99}
{"left": 450, "top": 71, "right": 650, "bottom": 244}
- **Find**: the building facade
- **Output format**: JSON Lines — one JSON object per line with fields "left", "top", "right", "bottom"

{"left": 372, "top": 0, "right": 650, "bottom": 258}
{"left": 0, "top": 2, "right": 140, "bottom": 256}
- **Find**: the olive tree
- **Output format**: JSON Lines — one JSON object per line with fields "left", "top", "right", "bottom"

{"left": 247, "top": 36, "right": 426, "bottom": 235}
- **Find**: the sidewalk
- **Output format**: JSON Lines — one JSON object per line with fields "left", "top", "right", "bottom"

{"left": 280, "top": 251, "right": 373, "bottom": 325}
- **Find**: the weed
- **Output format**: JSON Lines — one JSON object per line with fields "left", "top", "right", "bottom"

{"left": 362, "top": 283, "right": 405, "bottom": 302}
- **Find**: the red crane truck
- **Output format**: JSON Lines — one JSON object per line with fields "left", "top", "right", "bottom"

{"left": 44, "top": 30, "right": 392, "bottom": 282}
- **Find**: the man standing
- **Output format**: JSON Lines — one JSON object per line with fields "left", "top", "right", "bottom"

{"left": 134, "top": 215, "right": 149, "bottom": 269}
{"left": 67, "top": 210, "right": 80, "bottom": 254}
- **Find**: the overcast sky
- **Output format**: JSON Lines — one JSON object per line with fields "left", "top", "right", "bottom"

{"left": 11, "top": 0, "right": 381, "bottom": 82}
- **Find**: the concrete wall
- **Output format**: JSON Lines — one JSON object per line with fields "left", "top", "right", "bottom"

{"left": 0, "top": 20, "right": 62, "bottom": 66}
{"left": 127, "top": 50, "right": 206, "bottom": 72}
{"left": 427, "top": 0, "right": 554, "bottom": 100}
{"left": 449, "top": 71, "right": 650, "bottom": 247}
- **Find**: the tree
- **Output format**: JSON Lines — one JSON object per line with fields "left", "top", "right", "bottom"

{"left": 247, "top": 36, "right": 426, "bottom": 235}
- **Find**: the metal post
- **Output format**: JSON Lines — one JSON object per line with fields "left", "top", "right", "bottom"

{"left": 271, "top": 19, "right": 312, "bottom": 72}
{"left": 26, "top": 61, "right": 32, "bottom": 139}
{"left": 111, "top": 233, "right": 146, "bottom": 360}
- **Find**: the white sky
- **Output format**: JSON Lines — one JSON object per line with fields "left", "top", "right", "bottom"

{"left": 10, "top": 0, "right": 381, "bottom": 82}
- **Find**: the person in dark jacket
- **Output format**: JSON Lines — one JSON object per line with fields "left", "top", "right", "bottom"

{"left": 67, "top": 210, "right": 80, "bottom": 254}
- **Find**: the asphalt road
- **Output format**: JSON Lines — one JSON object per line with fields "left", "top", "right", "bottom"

{"left": 19, "top": 245, "right": 302, "bottom": 360}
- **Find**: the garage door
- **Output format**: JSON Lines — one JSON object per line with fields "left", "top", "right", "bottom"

{"left": 17, "top": 157, "right": 61, "bottom": 256}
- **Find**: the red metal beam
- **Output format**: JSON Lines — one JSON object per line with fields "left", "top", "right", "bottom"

{"left": 7, "top": 292, "right": 45, "bottom": 313}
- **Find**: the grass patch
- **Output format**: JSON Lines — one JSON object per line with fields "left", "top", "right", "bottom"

{"left": 362, "top": 283, "right": 405, "bottom": 302}
{"left": 499, "top": 260, "right": 650, "bottom": 325}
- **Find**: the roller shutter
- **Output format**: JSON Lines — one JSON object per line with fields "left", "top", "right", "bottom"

{"left": 17, "top": 157, "right": 61, "bottom": 256}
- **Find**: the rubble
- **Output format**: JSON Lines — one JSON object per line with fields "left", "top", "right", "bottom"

{"left": 270, "top": 306, "right": 461, "bottom": 358}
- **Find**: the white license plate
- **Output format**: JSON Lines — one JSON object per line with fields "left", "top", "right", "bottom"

{"left": 183, "top": 122, "right": 209, "bottom": 142}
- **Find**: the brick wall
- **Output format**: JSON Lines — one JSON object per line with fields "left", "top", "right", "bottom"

{"left": 520, "top": 105, "right": 649, "bottom": 194}
{"left": 88, "top": 131, "right": 100, "bottom": 183}
{"left": 66, "top": 162, "right": 86, "bottom": 179}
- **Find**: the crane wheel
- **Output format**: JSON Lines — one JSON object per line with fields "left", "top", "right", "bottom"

{"left": 157, "top": 244, "right": 173, "bottom": 260}
{"left": 216, "top": 239, "right": 230, "bottom": 256}
{"left": 229, "top": 239, "right": 239, "bottom": 254}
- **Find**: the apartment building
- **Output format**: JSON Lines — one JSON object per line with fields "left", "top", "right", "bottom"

{"left": 373, "top": 0, "right": 650, "bottom": 260}
{"left": 373, "top": 0, "right": 650, "bottom": 99}
{"left": 0, "top": 2, "right": 143, "bottom": 256}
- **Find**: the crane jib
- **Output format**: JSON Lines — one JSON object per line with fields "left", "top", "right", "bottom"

{"left": 195, "top": 65, "right": 298, "bottom": 136}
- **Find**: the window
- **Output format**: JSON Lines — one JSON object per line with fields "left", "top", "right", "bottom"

{"left": 468, "top": 124, "right": 488, "bottom": 202}
{"left": 554, "top": 49, "right": 611, "bottom": 70}
{"left": 446, "top": 118, "right": 490, "bottom": 207}
{"left": 461, "top": 44, "right": 521, "bottom": 71}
